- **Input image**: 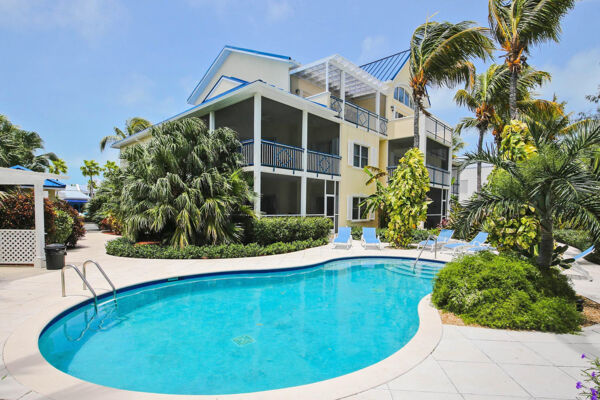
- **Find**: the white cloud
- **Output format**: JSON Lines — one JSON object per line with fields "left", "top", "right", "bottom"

{"left": 358, "top": 35, "right": 390, "bottom": 64}
{"left": 266, "top": 0, "right": 293, "bottom": 22}
{"left": 539, "top": 48, "right": 600, "bottom": 114}
{"left": 0, "top": 0, "right": 123, "bottom": 40}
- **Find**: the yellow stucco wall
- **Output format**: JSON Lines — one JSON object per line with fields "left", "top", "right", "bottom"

{"left": 290, "top": 76, "right": 325, "bottom": 98}
{"left": 387, "top": 117, "right": 414, "bottom": 140}
{"left": 192, "top": 52, "right": 291, "bottom": 105}
{"left": 337, "top": 123, "right": 383, "bottom": 228}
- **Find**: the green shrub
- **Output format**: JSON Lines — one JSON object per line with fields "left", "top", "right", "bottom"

{"left": 349, "top": 226, "right": 388, "bottom": 240}
{"left": 52, "top": 210, "right": 73, "bottom": 244}
{"left": 249, "top": 217, "right": 332, "bottom": 245}
{"left": 432, "top": 252, "right": 581, "bottom": 333}
{"left": 105, "top": 237, "right": 328, "bottom": 259}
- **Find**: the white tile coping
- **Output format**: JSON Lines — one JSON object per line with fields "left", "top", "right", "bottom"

{"left": 3, "top": 259, "right": 443, "bottom": 400}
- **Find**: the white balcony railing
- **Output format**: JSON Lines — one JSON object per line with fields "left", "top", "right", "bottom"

{"left": 424, "top": 115, "right": 452, "bottom": 145}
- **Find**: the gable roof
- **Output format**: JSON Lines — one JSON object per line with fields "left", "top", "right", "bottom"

{"left": 202, "top": 75, "right": 249, "bottom": 103}
{"left": 10, "top": 165, "right": 66, "bottom": 189}
{"left": 360, "top": 50, "right": 410, "bottom": 82}
{"left": 187, "top": 45, "right": 297, "bottom": 105}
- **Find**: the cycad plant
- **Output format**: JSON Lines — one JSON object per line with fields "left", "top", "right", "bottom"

{"left": 459, "top": 116, "right": 600, "bottom": 268}
{"left": 454, "top": 64, "right": 550, "bottom": 190}
{"left": 488, "top": 0, "right": 575, "bottom": 119}
{"left": 120, "top": 117, "right": 255, "bottom": 248}
{"left": 100, "top": 117, "right": 152, "bottom": 151}
{"left": 409, "top": 20, "right": 494, "bottom": 148}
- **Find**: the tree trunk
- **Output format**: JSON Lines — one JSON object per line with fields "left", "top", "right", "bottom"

{"left": 477, "top": 126, "right": 485, "bottom": 192}
{"left": 509, "top": 68, "right": 518, "bottom": 120}
{"left": 413, "top": 104, "right": 420, "bottom": 149}
{"left": 537, "top": 219, "right": 554, "bottom": 269}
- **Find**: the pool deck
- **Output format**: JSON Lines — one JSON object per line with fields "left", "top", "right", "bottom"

{"left": 1, "top": 231, "right": 600, "bottom": 400}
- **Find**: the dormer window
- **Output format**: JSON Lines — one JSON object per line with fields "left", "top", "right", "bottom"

{"left": 394, "top": 87, "right": 413, "bottom": 109}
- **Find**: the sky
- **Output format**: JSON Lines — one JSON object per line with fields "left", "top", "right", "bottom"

{"left": 1, "top": 0, "right": 599, "bottom": 185}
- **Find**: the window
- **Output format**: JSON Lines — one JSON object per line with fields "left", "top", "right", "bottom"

{"left": 394, "top": 87, "right": 413, "bottom": 109}
{"left": 351, "top": 196, "right": 369, "bottom": 220}
{"left": 353, "top": 144, "right": 369, "bottom": 168}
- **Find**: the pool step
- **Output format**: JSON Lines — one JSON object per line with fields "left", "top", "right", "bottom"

{"left": 384, "top": 263, "right": 443, "bottom": 280}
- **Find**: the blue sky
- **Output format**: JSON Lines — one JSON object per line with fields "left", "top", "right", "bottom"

{"left": 1, "top": 0, "right": 599, "bottom": 185}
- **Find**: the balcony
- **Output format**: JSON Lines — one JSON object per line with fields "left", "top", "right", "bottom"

{"left": 387, "top": 164, "right": 450, "bottom": 187}
{"left": 240, "top": 139, "right": 340, "bottom": 176}
{"left": 424, "top": 115, "right": 452, "bottom": 146}
{"left": 330, "top": 95, "right": 388, "bottom": 136}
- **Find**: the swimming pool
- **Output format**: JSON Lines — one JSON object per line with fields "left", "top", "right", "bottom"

{"left": 39, "top": 257, "right": 443, "bottom": 395}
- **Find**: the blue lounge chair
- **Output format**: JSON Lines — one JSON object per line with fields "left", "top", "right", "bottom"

{"left": 464, "top": 244, "right": 497, "bottom": 253}
{"left": 442, "top": 232, "right": 489, "bottom": 254}
{"left": 417, "top": 229, "right": 454, "bottom": 251}
{"left": 361, "top": 227, "right": 382, "bottom": 249}
{"left": 332, "top": 227, "right": 352, "bottom": 249}
{"left": 570, "top": 246, "right": 594, "bottom": 281}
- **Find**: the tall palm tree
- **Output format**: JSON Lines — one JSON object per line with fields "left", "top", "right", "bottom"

{"left": 0, "top": 115, "right": 58, "bottom": 171}
{"left": 80, "top": 160, "right": 103, "bottom": 197}
{"left": 409, "top": 20, "right": 494, "bottom": 148}
{"left": 48, "top": 159, "right": 68, "bottom": 174}
{"left": 100, "top": 117, "right": 152, "bottom": 151}
{"left": 120, "top": 118, "right": 255, "bottom": 248}
{"left": 454, "top": 64, "right": 550, "bottom": 190}
{"left": 459, "top": 116, "right": 600, "bottom": 268}
{"left": 488, "top": 0, "right": 575, "bottom": 119}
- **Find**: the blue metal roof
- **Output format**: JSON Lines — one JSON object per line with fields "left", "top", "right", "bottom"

{"left": 360, "top": 50, "right": 410, "bottom": 82}
{"left": 10, "top": 165, "right": 67, "bottom": 189}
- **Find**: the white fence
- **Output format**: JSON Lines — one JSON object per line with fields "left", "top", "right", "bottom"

{"left": 0, "top": 229, "right": 36, "bottom": 264}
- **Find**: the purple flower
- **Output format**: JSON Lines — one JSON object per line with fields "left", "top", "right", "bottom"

{"left": 582, "top": 354, "right": 587, "bottom": 359}
{"left": 593, "top": 394, "right": 597, "bottom": 400}
{"left": 593, "top": 372, "right": 597, "bottom": 377}
{"left": 593, "top": 388, "right": 598, "bottom": 396}
{"left": 577, "top": 381, "right": 583, "bottom": 389}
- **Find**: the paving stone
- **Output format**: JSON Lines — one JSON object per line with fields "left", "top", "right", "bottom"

{"left": 472, "top": 340, "right": 551, "bottom": 365}
{"left": 521, "top": 342, "right": 600, "bottom": 367}
{"left": 390, "top": 391, "right": 463, "bottom": 400}
{"left": 387, "top": 358, "right": 457, "bottom": 393}
{"left": 347, "top": 388, "right": 393, "bottom": 400}
{"left": 0, "top": 370, "right": 29, "bottom": 400}
{"left": 438, "top": 361, "right": 530, "bottom": 397}
{"left": 433, "top": 338, "right": 492, "bottom": 363}
{"left": 499, "top": 363, "right": 579, "bottom": 399}
{"left": 457, "top": 326, "right": 517, "bottom": 341}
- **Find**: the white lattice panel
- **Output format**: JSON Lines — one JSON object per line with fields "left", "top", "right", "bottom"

{"left": 0, "top": 230, "right": 36, "bottom": 264}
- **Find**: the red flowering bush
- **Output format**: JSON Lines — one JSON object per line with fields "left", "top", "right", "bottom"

{"left": 0, "top": 191, "right": 85, "bottom": 246}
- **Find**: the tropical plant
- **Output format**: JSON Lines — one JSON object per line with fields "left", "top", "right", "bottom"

{"left": 409, "top": 20, "right": 494, "bottom": 148}
{"left": 80, "top": 160, "right": 103, "bottom": 197}
{"left": 0, "top": 114, "right": 59, "bottom": 171}
{"left": 454, "top": 64, "right": 550, "bottom": 190}
{"left": 120, "top": 117, "right": 255, "bottom": 248}
{"left": 451, "top": 130, "right": 465, "bottom": 159}
{"left": 488, "top": 0, "right": 575, "bottom": 119}
{"left": 52, "top": 210, "right": 73, "bottom": 244}
{"left": 100, "top": 117, "right": 152, "bottom": 151}
{"left": 458, "top": 117, "right": 600, "bottom": 268}
{"left": 48, "top": 158, "right": 68, "bottom": 174}
{"left": 363, "top": 148, "right": 430, "bottom": 247}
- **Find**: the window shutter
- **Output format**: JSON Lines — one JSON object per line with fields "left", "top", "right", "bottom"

{"left": 370, "top": 145, "right": 378, "bottom": 167}
{"left": 347, "top": 196, "right": 353, "bottom": 220}
{"left": 348, "top": 141, "right": 354, "bottom": 166}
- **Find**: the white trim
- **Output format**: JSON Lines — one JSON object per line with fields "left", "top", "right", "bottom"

{"left": 348, "top": 140, "right": 370, "bottom": 169}
{"left": 347, "top": 194, "right": 375, "bottom": 222}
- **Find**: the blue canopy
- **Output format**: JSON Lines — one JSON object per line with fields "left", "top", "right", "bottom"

{"left": 10, "top": 165, "right": 66, "bottom": 189}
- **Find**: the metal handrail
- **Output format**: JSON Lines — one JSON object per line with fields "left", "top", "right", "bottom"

{"left": 83, "top": 260, "right": 117, "bottom": 305}
{"left": 413, "top": 234, "right": 438, "bottom": 271}
{"left": 61, "top": 264, "right": 98, "bottom": 313}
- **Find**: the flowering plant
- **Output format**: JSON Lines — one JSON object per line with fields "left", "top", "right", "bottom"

{"left": 578, "top": 354, "right": 600, "bottom": 399}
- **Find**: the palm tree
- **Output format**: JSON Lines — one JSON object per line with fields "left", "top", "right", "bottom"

{"left": 459, "top": 116, "right": 600, "bottom": 268}
{"left": 80, "top": 160, "right": 103, "bottom": 197}
{"left": 49, "top": 159, "right": 68, "bottom": 174}
{"left": 0, "top": 114, "right": 58, "bottom": 171}
{"left": 409, "top": 20, "right": 494, "bottom": 148}
{"left": 454, "top": 64, "right": 550, "bottom": 190}
{"left": 120, "top": 118, "right": 255, "bottom": 248}
{"left": 488, "top": 0, "right": 575, "bottom": 119}
{"left": 100, "top": 117, "right": 152, "bottom": 151}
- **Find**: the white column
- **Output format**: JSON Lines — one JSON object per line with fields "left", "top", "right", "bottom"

{"left": 325, "top": 61, "right": 329, "bottom": 92}
{"left": 340, "top": 70, "right": 346, "bottom": 118}
{"left": 33, "top": 182, "right": 45, "bottom": 269}
{"left": 419, "top": 113, "right": 427, "bottom": 154}
{"left": 375, "top": 90, "right": 381, "bottom": 133}
{"left": 301, "top": 110, "right": 308, "bottom": 217}
{"left": 208, "top": 111, "right": 215, "bottom": 132}
{"left": 253, "top": 94, "right": 262, "bottom": 216}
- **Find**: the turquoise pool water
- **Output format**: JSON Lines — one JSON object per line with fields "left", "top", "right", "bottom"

{"left": 39, "top": 257, "right": 442, "bottom": 395}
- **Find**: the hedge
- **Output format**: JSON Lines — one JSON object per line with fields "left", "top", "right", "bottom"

{"left": 248, "top": 217, "right": 332, "bottom": 245}
{"left": 106, "top": 237, "right": 328, "bottom": 259}
{"left": 432, "top": 252, "right": 581, "bottom": 333}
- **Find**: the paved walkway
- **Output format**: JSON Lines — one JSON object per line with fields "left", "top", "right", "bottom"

{"left": 1, "top": 232, "right": 599, "bottom": 400}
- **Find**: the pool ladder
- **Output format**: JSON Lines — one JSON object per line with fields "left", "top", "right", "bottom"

{"left": 413, "top": 234, "right": 438, "bottom": 271}
{"left": 61, "top": 260, "right": 117, "bottom": 313}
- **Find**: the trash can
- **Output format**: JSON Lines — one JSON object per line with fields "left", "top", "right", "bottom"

{"left": 45, "top": 244, "right": 67, "bottom": 270}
